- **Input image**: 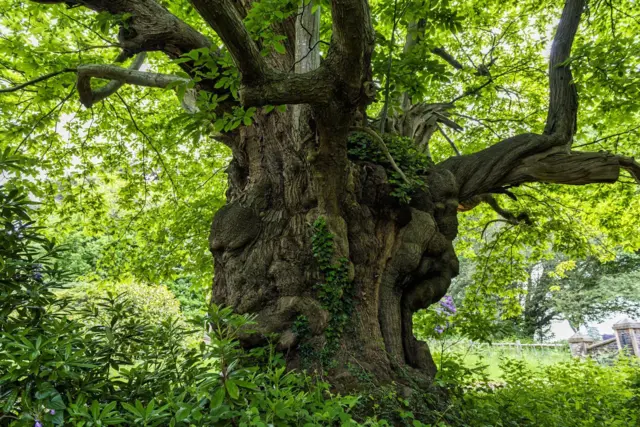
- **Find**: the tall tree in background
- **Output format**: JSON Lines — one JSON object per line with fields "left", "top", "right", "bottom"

{"left": 522, "top": 254, "right": 640, "bottom": 337}
{"left": 2, "top": 0, "right": 639, "bottom": 389}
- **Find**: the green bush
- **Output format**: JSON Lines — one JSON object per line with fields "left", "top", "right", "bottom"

{"left": 59, "top": 280, "right": 183, "bottom": 325}
{"left": 444, "top": 356, "right": 640, "bottom": 426}
{"left": 0, "top": 164, "right": 363, "bottom": 427}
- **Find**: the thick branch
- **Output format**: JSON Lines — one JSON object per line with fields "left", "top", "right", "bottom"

{"left": 190, "top": 0, "right": 337, "bottom": 108}
{"left": 441, "top": 132, "right": 640, "bottom": 202}
{"left": 439, "top": 133, "right": 557, "bottom": 200}
{"left": 77, "top": 63, "right": 187, "bottom": 108}
{"left": 440, "top": 0, "right": 587, "bottom": 200}
{"left": 502, "top": 151, "right": 640, "bottom": 187}
{"left": 327, "top": 0, "right": 374, "bottom": 87}
{"left": 78, "top": 52, "right": 147, "bottom": 108}
{"left": 189, "top": 0, "right": 267, "bottom": 82}
{"left": 31, "top": 0, "right": 212, "bottom": 58}
{"left": 544, "top": 0, "right": 585, "bottom": 138}
{"left": 239, "top": 68, "right": 333, "bottom": 107}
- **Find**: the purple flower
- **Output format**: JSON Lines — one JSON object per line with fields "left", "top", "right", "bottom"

{"left": 435, "top": 325, "right": 444, "bottom": 334}
{"left": 49, "top": 409, "right": 55, "bottom": 415}
{"left": 439, "top": 295, "right": 457, "bottom": 314}
{"left": 35, "top": 421, "right": 43, "bottom": 427}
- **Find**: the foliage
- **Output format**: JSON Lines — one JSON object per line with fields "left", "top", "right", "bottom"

{"left": 3, "top": 154, "right": 640, "bottom": 427}
{"left": 0, "top": 0, "right": 230, "bottom": 294}
{"left": 453, "top": 357, "right": 640, "bottom": 426}
{"left": 547, "top": 254, "right": 640, "bottom": 332}
{"left": 1, "top": 0, "right": 640, "bottom": 424}
{"left": 430, "top": 339, "right": 571, "bottom": 382}
{"left": 0, "top": 172, "right": 365, "bottom": 427}
{"left": 59, "top": 280, "right": 183, "bottom": 325}
{"left": 1, "top": 0, "right": 639, "bottom": 334}
{"left": 347, "top": 132, "right": 433, "bottom": 203}
{"left": 413, "top": 295, "right": 457, "bottom": 341}
{"left": 437, "top": 251, "right": 640, "bottom": 341}
{"left": 422, "top": 338, "right": 640, "bottom": 426}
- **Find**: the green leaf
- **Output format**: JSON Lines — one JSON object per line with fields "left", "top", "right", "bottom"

{"left": 273, "top": 42, "right": 286, "bottom": 54}
{"left": 225, "top": 379, "right": 239, "bottom": 400}
{"left": 234, "top": 380, "right": 259, "bottom": 390}
{"left": 49, "top": 394, "right": 66, "bottom": 410}
{"left": 211, "top": 387, "right": 226, "bottom": 407}
{"left": 175, "top": 407, "right": 190, "bottom": 422}
{"left": 2, "top": 389, "right": 18, "bottom": 412}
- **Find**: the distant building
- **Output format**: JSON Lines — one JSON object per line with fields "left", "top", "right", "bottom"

{"left": 569, "top": 318, "right": 640, "bottom": 358}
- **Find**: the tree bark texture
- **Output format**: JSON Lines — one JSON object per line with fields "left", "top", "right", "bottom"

{"left": 209, "top": 105, "right": 462, "bottom": 385}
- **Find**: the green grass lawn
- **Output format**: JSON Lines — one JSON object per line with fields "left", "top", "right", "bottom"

{"left": 430, "top": 340, "right": 573, "bottom": 381}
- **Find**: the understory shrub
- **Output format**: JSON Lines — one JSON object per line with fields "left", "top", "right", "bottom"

{"left": 0, "top": 173, "right": 363, "bottom": 427}
{"left": 441, "top": 354, "right": 640, "bottom": 426}
{"left": 58, "top": 280, "right": 183, "bottom": 325}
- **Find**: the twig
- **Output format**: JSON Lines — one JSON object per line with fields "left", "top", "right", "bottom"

{"left": 115, "top": 92, "right": 180, "bottom": 202}
{"left": 574, "top": 125, "right": 640, "bottom": 148}
{"left": 0, "top": 68, "right": 76, "bottom": 93}
{"left": 436, "top": 123, "right": 461, "bottom": 156}
{"left": 14, "top": 84, "right": 77, "bottom": 154}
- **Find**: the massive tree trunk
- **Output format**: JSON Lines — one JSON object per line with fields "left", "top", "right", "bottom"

{"left": 209, "top": 104, "right": 460, "bottom": 385}
{"left": 31, "top": 0, "right": 640, "bottom": 393}
{"left": 204, "top": 0, "right": 458, "bottom": 387}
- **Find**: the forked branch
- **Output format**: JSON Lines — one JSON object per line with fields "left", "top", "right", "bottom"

{"left": 189, "top": 0, "right": 267, "bottom": 82}
{"left": 77, "top": 61, "right": 188, "bottom": 108}
{"left": 29, "top": 0, "right": 352, "bottom": 110}
{"left": 77, "top": 52, "right": 150, "bottom": 108}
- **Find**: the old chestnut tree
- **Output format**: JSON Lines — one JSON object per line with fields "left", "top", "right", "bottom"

{"left": 1, "top": 0, "right": 639, "bottom": 387}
